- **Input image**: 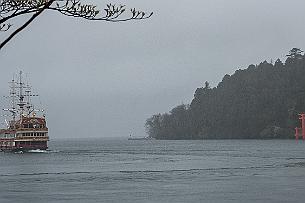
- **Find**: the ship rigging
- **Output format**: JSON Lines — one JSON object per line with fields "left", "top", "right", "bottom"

{"left": 0, "top": 71, "right": 49, "bottom": 152}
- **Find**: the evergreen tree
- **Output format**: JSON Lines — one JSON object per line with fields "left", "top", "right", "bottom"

{"left": 146, "top": 49, "right": 305, "bottom": 139}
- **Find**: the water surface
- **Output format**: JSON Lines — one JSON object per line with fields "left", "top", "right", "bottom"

{"left": 0, "top": 138, "right": 304, "bottom": 202}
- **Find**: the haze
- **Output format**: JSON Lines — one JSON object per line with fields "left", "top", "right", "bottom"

{"left": 1, "top": 0, "right": 305, "bottom": 139}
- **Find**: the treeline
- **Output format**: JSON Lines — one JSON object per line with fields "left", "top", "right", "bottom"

{"left": 145, "top": 48, "right": 305, "bottom": 139}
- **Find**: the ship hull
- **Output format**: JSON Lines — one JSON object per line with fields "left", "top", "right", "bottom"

{"left": 0, "top": 142, "right": 48, "bottom": 152}
{"left": 0, "top": 129, "right": 49, "bottom": 152}
{"left": 15, "top": 141, "right": 48, "bottom": 151}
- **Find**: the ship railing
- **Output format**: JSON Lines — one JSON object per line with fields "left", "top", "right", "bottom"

{"left": 17, "top": 128, "right": 48, "bottom": 131}
{"left": 14, "top": 136, "right": 49, "bottom": 141}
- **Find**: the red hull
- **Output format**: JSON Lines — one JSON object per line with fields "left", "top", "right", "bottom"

{"left": 0, "top": 142, "right": 48, "bottom": 152}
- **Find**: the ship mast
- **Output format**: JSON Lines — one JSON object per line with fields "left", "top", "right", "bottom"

{"left": 9, "top": 75, "right": 17, "bottom": 121}
{"left": 16, "top": 71, "right": 39, "bottom": 118}
{"left": 3, "top": 71, "right": 39, "bottom": 125}
{"left": 17, "top": 71, "right": 26, "bottom": 118}
{"left": 3, "top": 74, "right": 18, "bottom": 123}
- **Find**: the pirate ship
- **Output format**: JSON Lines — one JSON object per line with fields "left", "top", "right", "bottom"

{"left": 0, "top": 71, "right": 49, "bottom": 152}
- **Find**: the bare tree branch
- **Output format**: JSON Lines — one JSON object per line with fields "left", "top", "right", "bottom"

{"left": 0, "top": 0, "right": 55, "bottom": 50}
{"left": 0, "top": 0, "right": 153, "bottom": 50}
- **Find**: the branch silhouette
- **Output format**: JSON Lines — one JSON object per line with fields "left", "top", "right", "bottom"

{"left": 0, "top": 0, "right": 153, "bottom": 50}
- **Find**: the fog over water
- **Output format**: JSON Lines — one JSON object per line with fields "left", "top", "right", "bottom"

{"left": 1, "top": 0, "right": 305, "bottom": 138}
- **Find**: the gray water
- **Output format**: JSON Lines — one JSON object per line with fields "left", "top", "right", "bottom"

{"left": 0, "top": 138, "right": 305, "bottom": 203}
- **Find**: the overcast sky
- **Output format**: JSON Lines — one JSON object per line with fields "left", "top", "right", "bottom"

{"left": 1, "top": 0, "right": 305, "bottom": 138}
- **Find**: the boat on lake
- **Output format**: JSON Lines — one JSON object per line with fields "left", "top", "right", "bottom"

{"left": 0, "top": 71, "right": 49, "bottom": 152}
{"left": 128, "top": 134, "right": 153, "bottom": 140}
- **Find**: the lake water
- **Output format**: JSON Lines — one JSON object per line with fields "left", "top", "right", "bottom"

{"left": 0, "top": 138, "right": 305, "bottom": 203}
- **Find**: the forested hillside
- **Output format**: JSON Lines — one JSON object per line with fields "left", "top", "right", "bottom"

{"left": 146, "top": 48, "right": 305, "bottom": 139}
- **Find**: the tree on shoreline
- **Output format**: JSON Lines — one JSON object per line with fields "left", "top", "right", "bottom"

{"left": 0, "top": 0, "right": 153, "bottom": 50}
{"left": 286, "top": 48, "right": 304, "bottom": 59}
{"left": 146, "top": 49, "right": 305, "bottom": 139}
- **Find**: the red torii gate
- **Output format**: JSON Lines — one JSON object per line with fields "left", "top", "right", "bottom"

{"left": 295, "top": 113, "right": 305, "bottom": 140}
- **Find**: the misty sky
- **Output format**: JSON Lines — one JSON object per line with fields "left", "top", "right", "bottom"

{"left": 1, "top": 0, "right": 305, "bottom": 138}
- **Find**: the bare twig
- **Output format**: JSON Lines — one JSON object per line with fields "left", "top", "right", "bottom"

{"left": 0, "top": 0, "right": 153, "bottom": 50}
{"left": 0, "top": 0, "right": 55, "bottom": 50}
